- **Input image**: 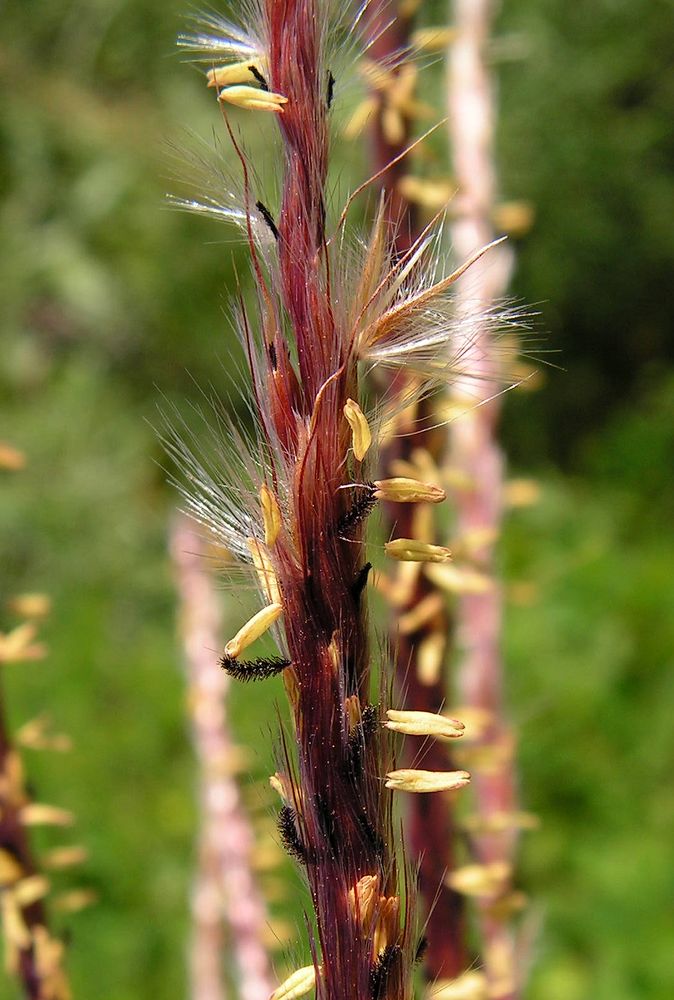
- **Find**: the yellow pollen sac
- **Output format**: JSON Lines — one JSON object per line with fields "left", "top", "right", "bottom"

{"left": 218, "top": 85, "right": 288, "bottom": 113}
{"left": 259, "top": 485, "right": 282, "bottom": 546}
{"left": 385, "top": 539, "right": 452, "bottom": 563}
{"left": 247, "top": 538, "right": 281, "bottom": 604}
{"left": 343, "top": 398, "right": 372, "bottom": 462}
{"left": 373, "top": 477, "right": 446, "bottom": 504}
{"left": 207, "top": 61, "right": 266, "bottom": 88}
{"left": 385, "top": 710, "right": 465, "bottom": 740}
{"left": 270, "top": 964, "right": 317, "bottom": 1000}
{"left": 446, "top": 861, "right": 511, "bottom": 898}
{"left": 429, "top": 970, "right": 489, "bottom": 1000}
{"left": 224, "top": 602, "right": 283, "bottom": 659}
{"left": 385, "top": 768, "right": 470, "bottom": 793}
{"left": 348, "top": 874, "right": 379, "bottom": 932}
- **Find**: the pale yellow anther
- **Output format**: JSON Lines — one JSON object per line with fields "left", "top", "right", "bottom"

{"left": 344, "top": 695, "right": 362, "bottom": 732}
{"left": 447, "top": 706, "right": 493, "bottom": 740}
{"left": 260, "top": 485, "right": 282, "bottom": 546}
{"left": 20, "top": 804, "right": 74, "bottom": 827}
{"left": 348, "top": 874, "right": 379, "bottom": 932}
{"left": 452, "top": 527, "right": 499, "bottom": 559}
{"left": 269, "top": 772, "right": 290, "bottom": 803}
{"left": 385, "top": 710, "right": 464, "bottom": 741}
{"left": 343, "top": 399, "right": 372, "bottom": 462}
{"left": 428, "top": 970, "right": 488, "bottom": 1000}
{"left": 218, "top": 85, "right": 288, "bottom": 113}
{"left": 1, "top": 893, "right": 31, "bottom": 950}
{"left": 411, "top": 26, "right": 458, "bottom": 52}
{"left": 416, "top": 631, "right": 445, "bottom": 686}
{"left": 247, "top": 538, "right": 281, "bottom": 604}
{"left": 373, "top": 477, "right": 446, "bottom": 504}
{"left": 0, "top": 849, "right": 23, "bottom": 887}
{"left": 492, "top": 200, "right": 535, "bottom": 238}
{"left": 389, "top": 560, "right": 422, "bottom": 607}
{"left": 52, "top": 889, "right": 97, "bottom": 913}
{"left": 372, "top": 895, "right": 400, "bottom": 957}
{"left": 7, "top": 593, "right": 51, "bottom": 618}
{"left": 385, "top": 538, "right": 452, "bottom": 563}
{"left": 0, "top": 622, "right": 45, "bottom": 663}
{"left": 398, "top": 175, "right": 456, "bottom": 210}
{"left": 224, "top": 602, "right": 283, "bottom": 659}
{"left": 42, "top": 846, "right": 89, "bottom": 870}
{"left": 0, "top": 442, "right": 26, "bottom": 471}
{"left": 425, "top": 562, "right": 493, "bottom": 595}
{"left": 398, "top": 593, "right": 445, "bottom": 635}
{"left": 327, "top": 634, "right": 340, "bottom": 674}
{"left": 207, "top": 61, "right": 265, "bottom": 88}
{"left": 446, "top": 862, "right": 511, "bottom": 898}
{"left": 14, "top": 875, "right": 50, "bottom": 907}
{"left": 385, "top": 768, "right": 470, "bottom": 793}
{"left": 504, "top": 477, "right": 541, "bottom": 508}
{"left": 269, "top": 964, "right": 317, "bottom": 1000}
{"left": 461, "top": 810, "right": 539, "bottom": 835}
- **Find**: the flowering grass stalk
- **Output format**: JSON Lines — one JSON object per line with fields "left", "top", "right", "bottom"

{"left": 167, "top": 2, "right": 506, "bottom": 996}
{"left": 356, "top": 2, "right": 471, "bottom": 983}
{"left": 1, "top": 448, "right": 72, "bottom": 1000}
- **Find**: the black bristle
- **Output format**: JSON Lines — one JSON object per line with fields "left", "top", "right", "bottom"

{"left": 278, "top": 805, "right": 308, "bottom": 863}
{"left": 344, "top": 703, "right": 379, "bottom": 778}
{"left": 315, "top": 792, "right": 341, "bottom": 859}
{"left": 351, "top": 562, "right": 372, "bottom": 603}
{"left": 219, "top": 654, "right": 291, "bottom": 682}
{"left": 327, "top": 71, "right": 336, "bottom": 109}
{"left": 356, "top": 810, "right": 386, "bottom": 860}
{"left": 369, "top": 944, "right": 403, "bottom": 999}
{"left": 336, "top": 485, "right": 377, "bottom": 536}
{"left": 255, "top": 200, "right": 280, "bottom": 240}
{"left": 248, "top": 64, "right": 269, "bottom": 90}
{"left": 414, "top": 936, "right": 428, "bottom": 966}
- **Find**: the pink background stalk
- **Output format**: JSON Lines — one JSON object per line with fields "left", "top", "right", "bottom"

{"left": 171, "top": 516, "right": 273, "bottom": 1000}
{"left": 363, "top": 2, "right": 468, "bottom": 983}
{"left": 448, "top": 1, "right": 522, "bottom": 997}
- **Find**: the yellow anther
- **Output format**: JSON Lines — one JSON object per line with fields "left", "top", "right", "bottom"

{"left": 343, "top": 398, "right": 372, "bottom": 462}
{"left": 372, "top": 895, "right": 400, "bottom": 957}
{"left": 246, "top": 538, "right": 281, "bottom": 604}
{"left": 344, "top": 695, "right": 362, "bottom": 732}
{"left": 385, "top": 538, "right": 451, "bottom": 563}
{"left": 269, "top": 964, "right": 317, "bottom": 1000}
{"left": 207, "top": 61, "right": 266, "bottom": 88}
{"left": 1, "top": 893, "right": 31, "bottom": 950}
{"left": 492, "top": 200, "right": 535, "bottom": 238}
{"left": 425, "top": 562, "right": 492, "bottom": 594}
{"left": 504, "top": 477, "right": 541, "bottom": 508}
{"left": 269, "top": 772, "right": 290, "bottom": 803}
{"left": 259, "top": 485, "right": 282, "bottom": 546}
{"left": 429, "top": 971, "right": 488, "bottom": 1000}
{"left": 446, "top": 862, "right": 511, "bottom": 898}
{"left": 373, "top": 477, "right": 446, "bottom": 503}
{"left": 416, "top": 631, "right": 446, "bottom": 685}
{"left": 411, "top": 26, "right": 458, "bottom": 52}
{"left": 52, "top": 889, "right": 98, "bottom": 913}
{"left": 42, "top": 846, "right": 89, "bottom": 870}
{"left": 385, "top": 768, "right": 470, "bottom": 793}
{"left": 20, "top": 804, "right": 74, "bottom": 827}
{"left": 385, "top": 710, "right": 464, "bottom": 741}
{"left": 218, "top": 85, "right": 288, "bottom": 113}
{"left": 348, "top": 874, "right": 379, "bottom": 932}
{"left": 0, "top": 442, "right": 26, "bottom": 471}
{"left": 224, "top": 603, "right": 283, "bottom": 659}
{"left": 0, "top": 849, "right": 23, "bottom": 887}
{"left": 398, "top": 592, "right": 445, "bottom": 634}
{"left": 14, "top": 875, "right": 50, "bottom": 907}
{"left": 7, "top": 593, "right": 51, "bottom": 618}
{"left": 398, "top": 175, "right": 456, "bottom": 210}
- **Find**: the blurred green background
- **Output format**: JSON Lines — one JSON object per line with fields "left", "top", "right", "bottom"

{"left": 1, "top": 0, "right": 672, "bottom": 997}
